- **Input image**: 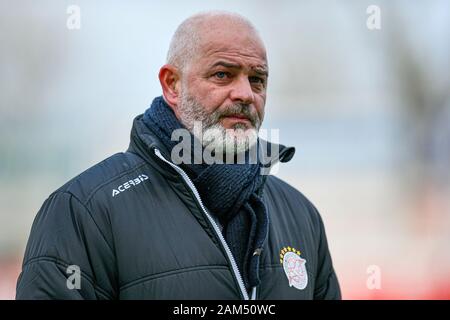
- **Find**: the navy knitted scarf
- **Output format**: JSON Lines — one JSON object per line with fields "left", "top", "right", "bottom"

{"left": 143, "top": 96, "right": 268, "bottom": 292}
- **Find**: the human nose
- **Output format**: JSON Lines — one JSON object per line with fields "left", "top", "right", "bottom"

{"left": 229, "top": 75, "right": 255, "bottom": 105}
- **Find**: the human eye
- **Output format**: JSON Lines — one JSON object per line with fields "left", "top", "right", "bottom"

{"left": 213, "top": 71, "right": 229, "bottom": 79}
{"left": 249, "top": 76, "right": 265, "bottom": 85}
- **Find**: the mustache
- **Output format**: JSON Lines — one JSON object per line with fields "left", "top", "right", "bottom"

{"left": 214, "top": 104, "right": 260, "bottom": 127}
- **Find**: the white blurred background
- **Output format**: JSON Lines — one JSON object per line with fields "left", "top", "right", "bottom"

{"left": 1, "top": 0, "right": 449, "bottom": 299}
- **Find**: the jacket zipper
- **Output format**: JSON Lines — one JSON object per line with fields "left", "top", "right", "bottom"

{"left": 154, "top": 148, "right": 256, "bottom": 300}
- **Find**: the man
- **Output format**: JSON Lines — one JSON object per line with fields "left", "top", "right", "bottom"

{"left": 16, "top": 11, "right": 341, "bottom": 300}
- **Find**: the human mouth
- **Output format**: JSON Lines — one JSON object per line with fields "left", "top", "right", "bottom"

{"left": 224, "top": 113, "right": 251, "bottom": 121}
{"left": 227, "top": 114, "right": 250, "bottom": 121}
{"left": 222, "top": 115, "right": 252, "bottom": 127}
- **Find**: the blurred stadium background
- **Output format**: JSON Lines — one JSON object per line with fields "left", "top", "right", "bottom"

{"left": 1, "top": 0, "right": 449, "bottom": 299}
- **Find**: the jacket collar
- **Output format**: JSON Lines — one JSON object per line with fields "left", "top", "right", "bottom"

{"left": 127, "top": 113, "right": 296, "bottom": 174}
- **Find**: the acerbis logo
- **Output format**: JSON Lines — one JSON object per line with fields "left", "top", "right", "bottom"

{"left": 112, "top": 174, "right": 149, "bottom": 197}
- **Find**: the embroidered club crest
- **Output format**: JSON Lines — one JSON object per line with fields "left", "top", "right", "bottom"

{"left": 279, "top": 246, "right": 308, "bottom": 290}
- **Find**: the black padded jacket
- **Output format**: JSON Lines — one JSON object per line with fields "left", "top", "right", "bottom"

{"left": 16, "top": 114, "right": 341, "bottom": 300}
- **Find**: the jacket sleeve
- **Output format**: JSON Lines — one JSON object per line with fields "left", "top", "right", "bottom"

{"left": 16, "top": 191, "right": 116, "bottom": 300}
{"left": 313, "top": 210, "right": 342, "bottom": 300}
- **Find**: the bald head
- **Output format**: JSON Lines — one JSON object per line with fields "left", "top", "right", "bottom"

{"left": 166, "top": 11, "right": 266, "bottom": 73}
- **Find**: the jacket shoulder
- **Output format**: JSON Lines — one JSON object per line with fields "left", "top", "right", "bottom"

{"left": 54, "top": 151, "right": 146, "bottom": 204}
{"left": 265, "top": 175, "right": 322, "bottom": 227}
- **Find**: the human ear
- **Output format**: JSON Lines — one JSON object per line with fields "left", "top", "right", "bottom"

{"left": 158, "top": 64, "right": 181, "bottom": 107}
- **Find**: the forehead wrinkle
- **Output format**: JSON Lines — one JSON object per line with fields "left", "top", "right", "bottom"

{"left": 202, "top": 41, "right": 266, "bottom": 57}
{"left": 203, "top": 49, "right": 267, "bottom": 67}
{"left": 199, "top": 30, "right": 267, "bottom": 60}
{"left": 206, "top": 58, "right": 269, "bottom": 79}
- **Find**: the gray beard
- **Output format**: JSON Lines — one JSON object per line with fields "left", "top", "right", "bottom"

{"left": 177, "top": 88, "right": 261, "bottom": 155}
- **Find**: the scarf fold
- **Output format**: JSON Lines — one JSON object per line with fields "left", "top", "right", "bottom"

{"left": 143, "top": 96, "right": 269, "bottom": 291}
